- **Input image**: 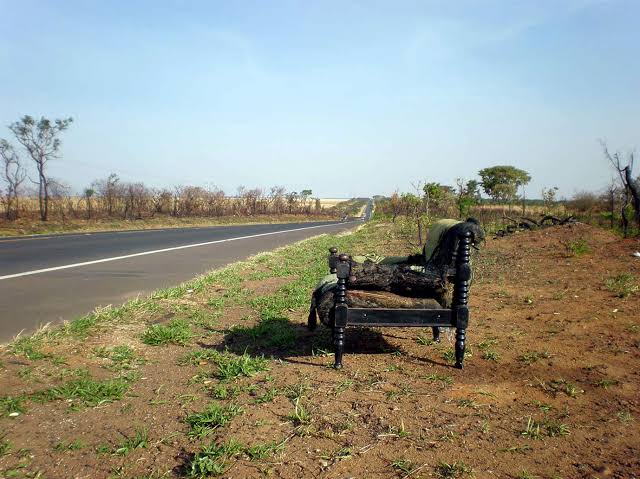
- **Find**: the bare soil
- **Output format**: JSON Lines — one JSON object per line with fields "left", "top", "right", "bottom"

{"left": 1, "top": 222, "right": 638, "bottom": 479}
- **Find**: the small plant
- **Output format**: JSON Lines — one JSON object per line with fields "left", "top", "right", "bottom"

{"left": 391, "top": 458, "right": 415, "bottom": 474}
{"left": 284, "top": 381, "right": 311, "bottom": 400}
{"left": 244, "top": 441, "right": 284, "bottom": 460}
{"left": 415, "top": 335, "right": 434, "bottom": 346}
{"left": 54, "top": 439, "right": 84, "bottom": 451}
{"left": 141, "top": 319, "right": 192, "bottom": 346}
{"left": 424, "top": 373, "right": 453, "bottom": 386}
{"left": 35, "top": 377, "right": 130, "bottom": 407}
{"left": 605, "top": 273, "right": 638, "bottom": 298}
{"left": 521, "top": 417, "right": 542, "bottom": 440}
{"left": 186, "top": 403, "right": 243, "bottom": 438}
{"left": 115, "top": 427, "right": 148, "bottom": 455}
{"left": 435, "top": 461, "right": 473, "bottom": 478}
{"left": 188, "top": 439, "right": 243, "bottom": 478}
{"left": 617, "top": 410, "right": 633, "bottom": 423}
{"left": 544, "top": 420, "right": 570, "bottom": 437}
{"left": 518, "top": 351, "right": 551, "bottom": 365}
{"left": 516, "top": 471, "right": 539, "bottom": 479}
{"left": 288, "top": 398, "right": 311, "bottom": 427}
{"left": 482, "top": 349, "right": 500, "bottom": 361}
{"left": 595, "top": 378, "right": 619, "bottom": 389}
{"left": 0, "top": 438, "right": 11, "bottom": 456}
{"left": 254, "top": 387, "right": 279, "bottom": 404}
{"left": 457, "top": 398, "right": 480, "bottom": 410}
{"left": 565, "top": 239, "right": 590, "bottom": 257}
{"left": 215, "top": 352, "right": 270, "bottom": 381}
{"left": 0, "top": 396, "right": 26, "bottom": 417}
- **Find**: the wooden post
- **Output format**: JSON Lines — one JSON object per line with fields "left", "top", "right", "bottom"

{"left": 333, "top": 253, "right": 350, "bottom": 369}
{"left": 453, "top": 231, "right": 472, "bottom": 368}
{"left": 328, "top": 247, "right": 338, "bottom": 274}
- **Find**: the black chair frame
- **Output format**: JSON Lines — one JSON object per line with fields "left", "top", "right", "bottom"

{"left": 319, "top": 230, "right": 472, "bottom": 369}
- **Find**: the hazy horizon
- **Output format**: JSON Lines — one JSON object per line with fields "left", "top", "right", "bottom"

{"left": 1, "top": 0, "right": 638, "bottom": 199}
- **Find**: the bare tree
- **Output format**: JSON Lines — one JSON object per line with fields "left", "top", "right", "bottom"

{"left": 602, "top": 141, "right": 639, "bottom": 236}
{"left": 0, "top": 140, "right": 27, "bottom": 219}
{"left": 9, "top": 116, "right": 73, "bottom": 221}
{"left": 93, "top": 173, "right": 121, "bottom": 217}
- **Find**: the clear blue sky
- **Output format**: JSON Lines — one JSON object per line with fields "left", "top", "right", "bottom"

{"left": 1, "top": 0, "right": 638, "bottom": 199}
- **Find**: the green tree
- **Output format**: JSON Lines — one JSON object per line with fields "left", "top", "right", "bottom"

{"left": 8, "top": 115, "right": 73, "bottom": 221}
{"left": 478, "top": 165, "right": 531, "bottom": 209}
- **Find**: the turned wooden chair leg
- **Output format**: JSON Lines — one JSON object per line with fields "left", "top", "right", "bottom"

{"left": 333, "top": 326, "right": 345, "bottom": 369}
{"left": 307, "top": 305, "right": 317, "bottom": 331}
{"left": 455, "top": 328, "right": 466, "bottom": 369}
{"left": 432, "top": 327, "right": 441, "bottom": 343}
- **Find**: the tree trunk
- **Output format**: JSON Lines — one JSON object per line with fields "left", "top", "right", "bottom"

{"left": 624, "top": 166, "right": 640, "bottom": 228}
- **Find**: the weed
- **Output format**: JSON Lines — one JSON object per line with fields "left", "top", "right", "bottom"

{"left": 210, "top": 385, "right": 240, "bottom": 400}
{"left": 534, "top": 401, "right": 552, "bottom": 413}
{"left": 11, "top": 336, "right": 47, "bottom": 360}
{"left": 95, "top": 345, "right": 145, "bottom": 371}
{"left": 552, "top": 291, "right": 566, "bottom": 300}
{"left": 518, "top": 351, "right": 551, "bottom": 365}
{"left": 186, "top": 403, "right": 243, "bottom": 438}
{"left": 141, "top": 319, "right": 192, "bottom": 346}
{"left": 215, "top": 351, "right": 270, "bottom": 381}
{"left": 521, "top": 417, "right": 542, "bottom": 440}
{"left": 288, "top": 398, "right": 312, "bottom": 430}
{"left": 232, "top": 316, "right": 296, "bottom": 350}
{"left": 595, "top": 378, "right": 619, "bottom": 389}
{"left": 244, "top": 441, "right": 284, "bottom": 460}
{"left": 416, "top": 335, "right": 434, "bottom": 346}
{"left": 391, "top": 458, "right": 415, "bottom": 474}
{"left": 424, "top": 373, "right": 453, "bottom": 387}
{"left": 605, "top": 273, "right": 638, "bottom": 298}
{"left": 435, "top": 461, "right": 473, "bottom": 478}
{"left": 254, "top": 387, "right": 279, "bottom": 404}
{"left": 0, "top": 438, "right": 11, "bottom": 456}
{"left": 284, "top": 381, "right": 311, "bottom": 400}
{"left": 0, "top": 396, "right": 26, "bottom": 417}
{"left": 617, "top": 410, "right": 633, "bottom": 423}
{"left": 544, "top": 420, "right": 570, "bottom": 437}
{"left": 115, "top": 427, "right": 148, "bottom": 455}
{"left": 54, "top": 439, "right": 84, "bottom": 451}
{"left": 188, "top": 439, "right": 243, "bottom": 478}
{"left": 457, "top": 398, "right": 480, "bottom": 410}
{"left": 516, "top": 471, "right": 539, "bottom": 479}
{"left": 499, "top": 444, "right": 532, "bottom": 454}
{"left": 565, "top": 239, "right": 590, "bottom": 257}
{"left": 482, "top": 349, "right": 500, "bottom": 361}
{"left": 35, "top": 377, "right": 130, "bottom": 407}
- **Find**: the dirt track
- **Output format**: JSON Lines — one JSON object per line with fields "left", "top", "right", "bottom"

{"left": 0, "top": 222, "right": 638, "bottom": 478}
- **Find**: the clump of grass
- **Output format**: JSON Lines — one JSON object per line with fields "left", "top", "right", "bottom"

{"left": 215, "top": 351, "right": 270, "bottom": 381}
{"left": 595, "top": 378, "right": 619, "bottom": 389}
{"left": 521, "top": 417, "right": 543, "bottom": 440}
{"left": 442, "top": 348, "right": 472, "bottom": 364}
{"left": 605, "top": 273, "right": 638, "bottom": 298}
{"left": 188, "top": 439, "right": 244, "bottom": 478}
{"left": 115, "top": 427, "right": 148, "bottom": 455}
{"left": 617, "top": 410, "right": 633, "bottom": 423}
{"left": 231, "top": 316, "right": 296, "bottom": 350}
{"left": 415, "top": 335, "right": 434, "bottom": 346}
{"left": 142, "top": 319, "right": 192, "bottom": 346}
{"left": 424, "top": 373, "right": 453, "bottom": 387}
{"left": 210, "top": 385, "right": 240, "bottom": 400}
{"left": 35, "top": 377, "right": 130, "bottom": 407}
{"left": 95, "top": 345, "right": 145, "bottom": 371}
{"left": 244, "top": 441, "right": 284, "bottom": 460}
{"left": 565, "top": 239, "right": 590, "bottom": 257}
{"left": 544, "top": 420, "right": 570, "bottom": 437}
{"left": 518, "top": 350, "right": 551, "bottom": 365}
{"left": 11, "top": 336, "right": 48, "bottom": 360}
{"left": 288, "top": 399, "right": 312, "bottom": 427}
{"left": 0, "top": 396, "right": 26, "bottom": 417}
{"left": 435, "top": 461, "right": 473, "bottom": 478}
{"left": 254, "top": 387, "right": 279, "bottom": 404}
{"left": 54, "top": 439, "right": 84, "bottom": 451}
{"left": 516, "top": 471, "right": 539, "bottom": 479}
{"left": 391, "top": 458, "right": 415, "bottom": 474}
{"left": 0, "top": 438, "right": 11, "bottom": 456}
{"left": 186, "top": 403, "right": 243, "bottom": 438}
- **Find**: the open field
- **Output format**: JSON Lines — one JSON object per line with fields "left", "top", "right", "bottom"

{"left": 0, "top": 221, "right": 638, "bottom": 478}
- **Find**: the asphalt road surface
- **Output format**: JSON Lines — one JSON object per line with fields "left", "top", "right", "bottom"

{"left": 0, "top": 219, "right": 361, "bottom": 342}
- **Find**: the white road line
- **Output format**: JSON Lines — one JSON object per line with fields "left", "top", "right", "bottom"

{"left": 0, "top": 221, "right": 356, "bottom": 281}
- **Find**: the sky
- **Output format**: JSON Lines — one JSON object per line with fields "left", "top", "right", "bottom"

{"left": 0, "top": 0, "right": 638, "bottom": 199}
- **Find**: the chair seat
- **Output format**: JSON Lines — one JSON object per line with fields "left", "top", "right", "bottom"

{"left": 346, "top": 290, "right": 443, "bottom": 309}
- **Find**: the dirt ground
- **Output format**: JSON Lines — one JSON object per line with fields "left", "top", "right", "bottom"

{"left": 0, "top": 222, "right": 638, "bottom": 479}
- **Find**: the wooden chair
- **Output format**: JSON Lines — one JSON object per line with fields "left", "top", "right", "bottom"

{"left": 309, "top": 231, "right": 472, "bottom": 369}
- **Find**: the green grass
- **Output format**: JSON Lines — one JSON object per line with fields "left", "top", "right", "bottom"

{"left": 188, "top": 439, "right": 244, "bottom": 478}
{"left": 115, "top": 427, "right": 148, "bottom": 455}
{"left": 244, "top": 441, "right": 284, "bottom": 460}
{"left": 95, "top": 345, "right": 145, "bottom": 371}
{"left": 424, "top": 373, "right": 453, "bottom": 386}
{"left": 604, "top": 273, "right": 638, "bottom": 298}
{"left": 0, "top": 396, "right": 26, "bottom": 417}
{"left": 521, "top": 417, "right": 543, "bottom": 440}
{"left": 0, "top": 438, "right": 11, "bottom": 456}
{"left": 185, "top": 403, "right": 243, "bottom": 438}
{"left": 254, "top": 387, "right": 279, "bottom": 404}
{"left": 10, "top": 336, "right": 48, "bottom": 360}
{"left": 595, "top": 378, "right": 619, "bottom": 389}
{"left": 54, "top": 439, "right": 84, "bottom": 451}
{"left": 435, "top": 461, "right": 473, "bottom": 478}
{"left": 565, "top": 239, "right": 590, "bottom": 257}
{"left": 518, "top": 350, "right": 551, "bottom": 365}
{"left": 215, "top": 351, "right": 270, "bottom": 380}
{"left": 141, "top": 319, "right": 193, "bottom": 346}
{"left": 231, "top": 316, "right": 296, "bottom": 350}
{"left": 288, "top": 398, "right": 312, "bottom": 427}
{"left": 391, "top": 459, "right": 416, "bottom": 474}
{"left": 34, "top": 377, "right": 130, "bottom": 407}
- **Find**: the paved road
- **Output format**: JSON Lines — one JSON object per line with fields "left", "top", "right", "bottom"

{"left": 0, "top": 220, "right": 361, "bottom": 342}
